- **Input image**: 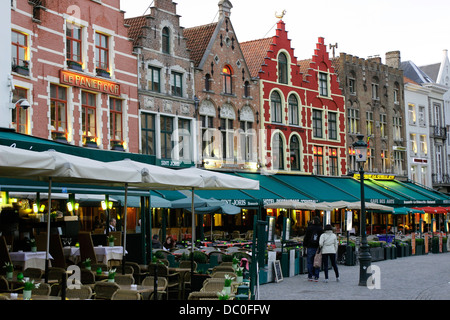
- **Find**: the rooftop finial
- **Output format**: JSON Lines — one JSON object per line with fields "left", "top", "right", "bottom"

{"left": 275, "top": 10, "right": 286, "bottom": 19}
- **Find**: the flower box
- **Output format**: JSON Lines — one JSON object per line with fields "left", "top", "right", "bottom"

{"left": 67, "top": 60, "right": 83, "bottom": 71}
{"left": 13, "top": 65, "right": 29, "bottom": 76}
{"left": 369, "top": 247, "right": 384, "bottom": 261}
{"left": 96, "top": 68, "right": 111, "bottom": 78}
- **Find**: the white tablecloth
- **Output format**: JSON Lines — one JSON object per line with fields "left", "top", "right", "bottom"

{"left": 9, "top": 251, "right": 53, "bottom": 270}
{"left": 66, "top": 246, "right": 127, "bottom": 265}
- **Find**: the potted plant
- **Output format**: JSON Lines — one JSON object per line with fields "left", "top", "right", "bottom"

{"left": 235, "top": 267, "right": 244, "bottom": 283}
{"left": 96, "top": 67, "right": 111, "bottom": 78}
{"left": 232, "top": 257, "right": 239, "bottom": 270}
{"left": 107, "top": 268, "right": 116, "bottom": 282}
{"left": 22, "top": 279, "right": 39, "bottom": 300}
{"left": 108, "top": 235, "right": 115, "bottom": 247}
{"left": 223, "top": 274, "right": 234, "bottom": 295}
{"left": 3, "top": 262, "right": 13, "bottom": 280}
{"left": 217, "top": 289, "right": 230, "bottom": 300}
{"left": 67, "top": 59, "right": 83, "bottom": 71}
{"left": 83, "top": 258, "right": 92, "bottom": 270}
{"left": 29, "top": 238, "right": 37, "bottom": 252}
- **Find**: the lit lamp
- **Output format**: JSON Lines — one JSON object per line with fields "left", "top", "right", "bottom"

{"left": 353, "top": 134, "right": 372, "bottom": 286}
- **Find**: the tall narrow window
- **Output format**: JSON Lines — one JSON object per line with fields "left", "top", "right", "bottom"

{"left": 160, "top": 116, "right": 173, "bottom": 159}
{"left": 141, "top": 113, "right": 155, "bottom": 156}
{"left": 12, "top": 87, "right": 28, "bottom": 134}
{"left": 244, "top": 81, "right": 250, "bottom": 98}
{"left": 313, "top": 146, "right": 324, "bottom": 175}
{"left": 272, "top": 133, "right": 284, "bottom": 171}
{"left": 201, "top": 115, "right": 215, "bottom": 158}
{"left": 110, "top": 98, "right": 123, "bottom": 147}
{"left": 347, "top": 108, "right": 359, "bottom": 134}
{"left": 148, "top": 66, "right": 161, "bottom": 92}
{"left": 328, "top": 112, "right": 337, "bottom": 140}
{"left": 95, "top": 32, "right": 109, "bottom": 70}
{"left": 319, "top": 72, "right": 328, "bottom": 96}
{"left": 380, "top": 113, "right": 387, "bottom": 138}
{"left": 220, "top": 117, "right": 234, "bottom": 160}
{"left": 50, "top": 84, "right": 67, "bottom": 141}
{"left": 278, "top": 53, "right": 288, "bottom": 84}
{"left": 223, "top": 66, "right": 233, "bottom": 94}
{"left": 178, "top": 118, "right": 191, "bottom": 161}
{"left": 271, "top": 91, "right": 282, "bottom": 123}
{"left": 290, "top": 136, "right": 300, "bottom": 171}
{"left": 240, "top": 120, "right": 255, "bottom": 162}
{"left": 288, "top": 95, "right": 298, "bottom": 126}
{"left": 66, "top": 24, "right": 82, "bottom": 63}
{"left": 11, "top": 30, "right": 28, "bottom": 68}
{"left": 372, "top": 82, "right": 379, "bottom": 100}
{"left": 329, "top": 148, "right": 338, "bottom": 176}
{"left": 205, "top": 74, "right": 211, "bottom": 91}
{"left": 171, "top": 72, "right": 183, "bottom": 97}
{"left": 366, "top": 111, "right": 374, "bottom": 136}
{"left": 313, "top": 110, "right": 323, "bottom": 138}
{"left": 162, "top": 27, "right": 170, "bottom": 54}
{"left": 393, "top": 114, "right": 402, "bottom": 141}
{"left": 81, "top": 91, "right": 97, "bottom": 145}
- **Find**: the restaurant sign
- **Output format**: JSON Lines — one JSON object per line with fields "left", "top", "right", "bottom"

{"left": 60, "top": 70, "right": 121, "bottom": 96}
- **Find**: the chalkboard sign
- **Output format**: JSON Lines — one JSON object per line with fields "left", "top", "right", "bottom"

{"left": 273, "top": 260, "right": 283, "bottom": 283}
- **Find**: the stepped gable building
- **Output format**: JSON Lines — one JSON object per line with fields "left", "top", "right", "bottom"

{"left": 125, "top": 0, "right": 197, "bottom": 168}
{"left": 334, "top": 51, "right": 406, "bottom": 177}
{"left": 10, "top": 0, "right": 139, "bottom": 152}
{"left": 241, "top": 19, "right": 346, "bottom": 176}
{"left": 183, "top": 0, "right": 259, "bottom": 172}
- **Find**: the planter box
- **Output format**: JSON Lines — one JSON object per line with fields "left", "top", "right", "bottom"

{"left": 67, "top": 60, "right": 83, "bottom": 71}
{"left": 345, "top": 246, "right": 356, "bottom": 266}
{"left": 13, "top": 65, "right": 29, "bottom": 76}
{"left": 384, "top": 247, "right": 392, "bottom": 260}
{"left": 415, "top": 244, "right": 424, "bottom": 255}
{"left": 369, "top": 247, "right": 384, "bottom": 261}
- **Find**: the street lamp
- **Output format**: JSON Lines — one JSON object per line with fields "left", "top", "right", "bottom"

{"left": 353, "top": 134, "right": 372, "bottom": 286}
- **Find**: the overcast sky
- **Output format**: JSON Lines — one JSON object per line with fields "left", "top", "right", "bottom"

{"left": 121, "top": 0, "right": 450, "bottom": 67}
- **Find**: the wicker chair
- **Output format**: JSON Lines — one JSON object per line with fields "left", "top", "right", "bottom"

{"left": 0, "top": 295, "right": 9, "bottom": 300}
{"left": 179, "top": 260, "right": 196, "bottom": 271}
{"left": 47, "top": 267, "right": 67, "bottom": 282}
{"left": 114, "top": 274, "right": 135, "bottom": 285}
{"left": 0, "top": 276, "right": 10, "bottom": 293}
{"left": 23, "top": 268, "right": 44, "bottom": 280}
{"left": 125, "top": 262, "right": 147, "bottom": 285}
{"left": 93, "top": 281, "right": 120, "bottom": 300}
{"left": 111, "top": 289, "right": 141, "bottom": 300}
{"left": 63, "top": 284, "right": 93, "bottom": 300}
{"left": 116, "top": 264, "right": 134, "bottom": 275}
{"left": 211, "top": 271, "right": 237, "bottom": 279}
{"left": 188, "top": 291, "right": 221, "bottom": 300}
{"left": 147, "top": 263, "right": 180, "bottom": 298}
{"left": 32, "top": 282, "right": 51, "bottom": 296}
{"left": 201, "top": 280, "right": 225, "bottom": 293}
{"left": 80, "top": 269, "right": 96, "bottom": 289}
{"left": 212, "top": 266, "right": 235, "bottom": 273}
{"left": 141, "top": 276, "right": 168, "bottom": 300}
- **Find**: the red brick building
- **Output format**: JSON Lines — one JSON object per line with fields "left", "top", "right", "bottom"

{"left": 10, "top": 0, "right": 139, "bottom": 152}
{"left": 241, "top": 20, "right": 346, "bottom": 175}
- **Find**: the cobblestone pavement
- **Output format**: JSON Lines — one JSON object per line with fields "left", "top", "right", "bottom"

{"left": 257, "top": 252, "right": 450, "bottom": 300}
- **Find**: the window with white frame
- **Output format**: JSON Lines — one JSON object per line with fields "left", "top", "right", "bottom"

{"left": 408, "top": 104, "right": 416, "bottom": 125}
{"left": 328, "top": 112, "right": 337, "bottom": 140}
{"left": 393, "top": 151, "right": 404, "bottom": 175}
{"left": 178, "top": 118, "right": 192, "bottom": 162}
{"left": 418, "top": 106, "right": 425, "bottom": 126}
{"left": 319, "top": 72, "right": 328, "bottom": 97}
{"left": 371, "top": 81, "right": 379, "bottom": 100}
{"left": 347, "top": 108, "right": 359, "bottom": 134}
{"left": 288, "top": 95, "right": 299, "bottom": 126}
{"left": 393, "top": 114, "right": 402, "bottom": 141}
{"left": 380, "top": 113, "right": 387, "bottom": 138}
{"left": 148, "top": 66, "right": 161, "bottom": 92}
{"left": 366, "top": 111, "right": 374, "bottom": 136}
{"left": 271, "top": 91, "right": 282, "bottom": 123}
{"left": 313, "top": 110, "right": 323, "bottom": 138}
{"left": 410, "top": 133, "right": 417, "bottom": 154}
{"left": 420, "top": 135, "right": 427, "bottom": 155}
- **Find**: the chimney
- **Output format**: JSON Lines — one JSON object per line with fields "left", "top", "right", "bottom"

{"left": 218, "top": 0, "right": 233, "bottom": 19}
{"left": 385, "top": 51, "right": 401, "bottom": 69}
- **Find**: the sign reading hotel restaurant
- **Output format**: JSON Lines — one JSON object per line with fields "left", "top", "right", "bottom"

{"left": 60, "top": 70, "right": 121, "bottom": 96}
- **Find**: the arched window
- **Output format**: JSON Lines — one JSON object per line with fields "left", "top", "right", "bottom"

{"left": 244, "top": 81, "right": 250, "bottom": 97}
{"left": 223, "top": 65, "right": 233, "bottom": 94}
{"left": 288, "top": 95, "right": 298, "bottom": 125}
{"left": 271, "top": 91, "right": 282, "bottom": 123}
{"left": 162, "top": 27, "right": 170, "bottom": 54}
{"left": 278, "top": 53, "right": 288, "bottom": 84}
{"left": 272, "top": 133, "right": 284, "bottom": 171}
{"left": 290, "top": 136, "right": 300, "bottom": 171}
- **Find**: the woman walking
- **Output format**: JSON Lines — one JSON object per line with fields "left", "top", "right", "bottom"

{"left": 319, "top": 224, "right": 340, "bottom": 283}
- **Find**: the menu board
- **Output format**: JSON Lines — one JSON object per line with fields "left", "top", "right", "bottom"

{"left": 273, "top": 260, "right": 283, "bottom": 283}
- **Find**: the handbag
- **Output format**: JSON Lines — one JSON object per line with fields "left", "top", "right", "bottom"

{"left": 313, "top": 248, "right": 322, "bottom": 268}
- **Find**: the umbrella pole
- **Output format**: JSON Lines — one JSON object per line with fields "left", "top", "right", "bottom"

{"left": 191, "top": 188, "right": 195, "bottom": 275}
{"left": 122, "top": 183, "right": 128, "bottom": 275}
{"left": 45, "top": 177, "right": 52, "bottom": 284}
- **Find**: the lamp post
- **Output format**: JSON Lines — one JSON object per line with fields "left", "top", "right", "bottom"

{"left": 353, "top": 134, "right": 371, "bottom": 286}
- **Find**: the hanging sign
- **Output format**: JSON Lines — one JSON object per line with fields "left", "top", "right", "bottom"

{"left": 346, "top": 211, "right": 353, "bottom": 232}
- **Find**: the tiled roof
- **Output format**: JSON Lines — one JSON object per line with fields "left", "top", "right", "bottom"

{"left": 124, "top": 15, "right": 150, "bottom": 46}
{"left": 404, "top": 76, "right": 420, "bottom": 86}
{"left": 184, "top": 23, "right": 218, "bottom": 67}
{"left": 240, "top": 38, "right": 273, "bottom": 78}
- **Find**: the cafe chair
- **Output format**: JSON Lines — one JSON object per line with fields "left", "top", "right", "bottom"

{"left": 211, "top": 271, "right": 237, "bottom": 279}
{"left": 78, "top": 232, "right": 107, "bottom": 270}
{"left": 116, "top": 264, "right": 134, "bottom": 275}
{"left": 0, "top": 236, "right": 13, "bottom": 273}
{"left": 147, "top": 264, "right": 180, "bottom": 299}
{"left": 179, "top": 260, "right": 196, "bottom": 271}
{"left": 212, "top": 266, "right": 235, "bottom": 273}
{"left": 49, "top": 234, "right": 68, "bottom": 269}
{"left": 188, "top": 291, "right": 221, "bottom": 300}
{"left": 35, "top": 232, "right": 47, "bottom": 252}
{"left": 141, "top": 276, "right": 167, "bottom": 299}
{"left": 114, "top": 274, "right": 135, "bottom": 285}
{"left": 201, "top": 280, "right": 225, "bottom": 293}
{"left": 125, "top": 262, "right": 146, "bottom": 285}
{"left": 93, "top": 281, "right": 120, "bottom": 300}
{"left": 0, "top": 276, "right": 10, "bottom": 293}
{"left": 23, "top": 267, "right": 44, "bottom": 280}
{"left": 80, "top": 269, "right": 96, "bottom": 289}
{"left": 63, "top": 284, "right": 93, "bottom": 300}
{"left": 32, "top": 282, "right": 51, "bottom": 296}
{"left": 47, "top": 267, "right": 67, "bottom": 282}
{"left": 0, "top": 295, "right": 9, "bottom": 300}
{"left": 109, "top": 231, "right": 122, "bottom": 246}
{"left": 111, "top": 289, "right": 141, "bottom": 300}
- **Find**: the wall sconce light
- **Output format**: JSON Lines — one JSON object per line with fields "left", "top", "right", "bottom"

{"left": 39, "top": 204, "right": 45, "bottom": 212}
{"left": 74, "top": 203, "right": 79, "bottom": 211}
{"left": 101, "top": 201, "right": 107, "bottom": 210}
{"left": 33, "top": 203, "right": 38, "bottom": 213}
{"left": 67, "top": 202, "right": 73, "bottom": 212}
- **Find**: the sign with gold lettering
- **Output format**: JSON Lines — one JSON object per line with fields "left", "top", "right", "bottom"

{"left": 60, "top": 70, "right": 121, "bottom": 96}
{"left": 353, "top": 174, "right": 395, "bottom": 180}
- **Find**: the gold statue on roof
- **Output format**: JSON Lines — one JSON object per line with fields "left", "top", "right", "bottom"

{"left": 275, "top": 10, "right": 286, "bottom": 19}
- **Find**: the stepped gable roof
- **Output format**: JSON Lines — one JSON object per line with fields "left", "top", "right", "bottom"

{"left": 124, "top": 15, "right": 149, "bottom": 47}
{"left": 184, "top": 22, "right": 218, "bottom": 67}
{"left": 240, "top": 37, "right": 273, "bottom": 78}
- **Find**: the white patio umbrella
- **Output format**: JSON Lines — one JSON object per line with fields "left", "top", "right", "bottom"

{"left": 0, "top": 145, "right": 55, "bottom": 176}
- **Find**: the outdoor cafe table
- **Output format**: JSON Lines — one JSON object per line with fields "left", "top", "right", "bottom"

{"left": 67, "top": 245, "right": 127, "bottom": 265}
{"left": 9, "top": 251, "right": 53, "bottom": 270}
{"left": 0, "top": 292, "right": 62, "bottom": 300}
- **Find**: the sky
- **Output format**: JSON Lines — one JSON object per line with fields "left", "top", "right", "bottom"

{"left": 121, "top": 0, "right": 450, "bottom": 67}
